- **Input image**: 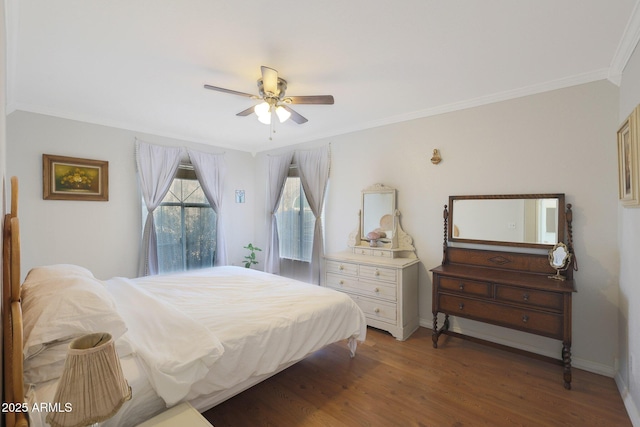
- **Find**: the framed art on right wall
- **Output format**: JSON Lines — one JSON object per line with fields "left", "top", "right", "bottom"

{"left": 618, "top": 105, "right": 640, "bottom": 207}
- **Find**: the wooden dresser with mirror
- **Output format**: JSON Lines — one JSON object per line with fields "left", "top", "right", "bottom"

{"left": 323, "top": 184, "right": 420, "bottom": 341}
{"left": 431, "top": 194, "right": 577, "bottom": 389}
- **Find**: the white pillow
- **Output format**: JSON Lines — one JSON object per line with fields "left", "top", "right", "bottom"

{"left": 21, "top": 270, "right": 128, "bottom": 359}
{"left": 24, "top": 264, "right": 95, "bottom": 281}
{"left": 24, "top": 336, "right": 134, "bottom": 384}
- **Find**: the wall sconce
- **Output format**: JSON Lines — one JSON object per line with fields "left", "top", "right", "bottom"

{"left": 431, "top": 149, "right": 442, "bottom": 165}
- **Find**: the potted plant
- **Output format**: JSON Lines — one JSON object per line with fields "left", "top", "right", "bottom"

{"left": 243, "top": 243, "right": 262, "bottom": 268}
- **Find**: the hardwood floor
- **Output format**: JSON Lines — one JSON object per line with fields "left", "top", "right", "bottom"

{"left": 202, "top": 327, "right": 631, "bottom": 426}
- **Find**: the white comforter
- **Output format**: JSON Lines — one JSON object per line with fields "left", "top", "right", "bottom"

{"left": 106, "top": 266, "right": 367, "bottom": 407}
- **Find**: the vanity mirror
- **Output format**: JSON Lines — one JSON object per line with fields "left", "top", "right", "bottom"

{"left": 348, "top": 184, "right": 416, "bottom": 258}
{"left": 361, "top": 185, "right": 396, "bottom": 242}
{"left": 448, "top": 193, "right": 565, "bottom": 248}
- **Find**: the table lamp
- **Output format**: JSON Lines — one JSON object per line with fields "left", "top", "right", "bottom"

{"left": 46, "top": 332, "right": 132, "bottom": 427}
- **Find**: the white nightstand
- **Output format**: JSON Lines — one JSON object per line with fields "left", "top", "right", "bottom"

{"left": 137, "top": 402, "right": 213, "bottom": 426}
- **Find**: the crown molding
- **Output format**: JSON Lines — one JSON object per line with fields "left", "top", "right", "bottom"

{"left": 608, "top": 0, "right": 640, "bottom": 86}
{"left": 307, "top": 69, "right": 611, "bottom": 142}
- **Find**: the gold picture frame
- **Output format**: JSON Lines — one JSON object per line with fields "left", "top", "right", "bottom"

{"left": 618, "top": 106, "right": 640, "bottom": 207}
{"left": 43, "top": 154, "right": 109, "bottom": 201}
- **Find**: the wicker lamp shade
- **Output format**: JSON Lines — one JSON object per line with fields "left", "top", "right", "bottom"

{"left": 46, "top": 333, "right": 132, "bottom": 427}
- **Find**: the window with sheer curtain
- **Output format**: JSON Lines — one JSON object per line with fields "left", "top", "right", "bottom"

{"left": 275, "top": 167, "right": 315, "bottom": 262}
{"left": 154, "top": 165, "right": 216, "bottom": 273}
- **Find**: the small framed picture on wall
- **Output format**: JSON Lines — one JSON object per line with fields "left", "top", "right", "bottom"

{"left": 43, "top": 154, "right": 109, "bottom": 201}
{"left": 617, "top": 105, "right": 640, "bottom": 207}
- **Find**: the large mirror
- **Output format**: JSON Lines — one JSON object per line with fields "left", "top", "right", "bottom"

{"left": 361, "top": 184, "right": 396, "bottom": 241}
{"left": 449, "top": 194, "right": 565, "bottom": 248}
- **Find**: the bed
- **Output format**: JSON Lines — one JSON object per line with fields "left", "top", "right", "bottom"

{"left": 2, "top": 177, "right": 367, "bottom": 427}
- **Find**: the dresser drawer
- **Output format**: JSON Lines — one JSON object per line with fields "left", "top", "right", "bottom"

{"left": 439, "top": 294, "right": 563, "bottom": 339}
{"left": 351, "top": 295, "right": 396, "bottom": 323}
{"left": 326, "top": 274, "right": 397, "bottom": 301}
{"left": 495, "top": 285, "right": 563, "bottom": 312}
{"left": 325, "top": 273, "right": 358, "bottom": 292}
{"left": 353, "top": 247, "right": 392, "bottom": 258}
{"left": 325, "top": 260, "right": 358, "bottom": 276}
{"left": 438, "top": 276, "right": 492, "bottom": 298}
{"left": 359, "top": 265, "right": 396, "bottom": 283}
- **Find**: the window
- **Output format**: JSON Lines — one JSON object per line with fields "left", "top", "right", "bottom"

{"left": 154, "top": 166, "right": 216, "bottom": 273}
{"left": 275, "top": 168, "right": 315, "bottom": 262}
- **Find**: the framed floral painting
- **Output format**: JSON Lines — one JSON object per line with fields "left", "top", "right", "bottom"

{"left": 618, "top": 106, "right": 640, "bottom": 207}
{"left": 43, "top": 154, "right": 109, "bottom": 201}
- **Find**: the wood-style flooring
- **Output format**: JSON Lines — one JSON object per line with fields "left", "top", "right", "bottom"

{"left": 202, "top": 327, "right": 631, "bottom": 426}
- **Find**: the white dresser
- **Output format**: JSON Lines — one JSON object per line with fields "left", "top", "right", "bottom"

{"left": 324, "top": 251, "right": 419, "bottom": 341}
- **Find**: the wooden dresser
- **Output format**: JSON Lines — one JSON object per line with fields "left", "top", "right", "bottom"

{"left": 432, "top": 198, "right": 577, "bottom": 389}
{"left": 324, "top": 251, "right": 419, "bottom": 341}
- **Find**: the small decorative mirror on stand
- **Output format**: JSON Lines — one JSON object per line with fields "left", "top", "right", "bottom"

{"left": 347, "top": 183, "right": 416, "bottom": 259}
{"left": 548, "top": 242, "right": 572, "bottom": 281}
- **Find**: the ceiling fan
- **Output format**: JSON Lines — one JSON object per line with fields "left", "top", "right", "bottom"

{"left": 204, "top": 66, "right": 334, "bottom": 125}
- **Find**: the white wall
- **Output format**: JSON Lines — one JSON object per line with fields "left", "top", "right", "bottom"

{"left": 6, "top": 111, "right": 257, "bottom": 280}
{"left": 258, "top": 80, "right": 621, "bottom": 376}
{"left": 618, "top": 40, "right": 640, "bottom": 424}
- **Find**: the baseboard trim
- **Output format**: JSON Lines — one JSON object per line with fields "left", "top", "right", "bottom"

{"left": 615, "top": 373, "right": 640, "bottom": 427}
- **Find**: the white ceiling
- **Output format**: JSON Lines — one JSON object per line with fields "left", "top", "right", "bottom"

{"left": 6, "top": 0, "right": 640, "bottom": 153}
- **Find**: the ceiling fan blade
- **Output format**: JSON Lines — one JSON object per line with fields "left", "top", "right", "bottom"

{"left": 261, "top": 66, "right": 278, "bottom": 95}
{"left": 286, "top": 95, "right": 334, "bottom": 105}
{"left": 204, "top": 84, "right": 255, "bottom": 98}
{"left": 236, "top": 106, "right": 256, "bottom": 117}
{"left": 282, "top": 105, "right": 308, "bottom": 124}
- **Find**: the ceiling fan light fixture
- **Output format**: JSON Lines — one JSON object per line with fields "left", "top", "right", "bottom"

{"left": 204, "top": 66, "right": 334, "bottom": 129}
{"left": 276, "top": 106, "right": 291, "bottom": 123}
{"left": 257, "top": 112, "right": 271, "bottom": 125}
{"left": 254, "top": 101, "right": 270, "bottom": 117}
{"left": 255, "top": 101, "right": 272, "bottom": 125}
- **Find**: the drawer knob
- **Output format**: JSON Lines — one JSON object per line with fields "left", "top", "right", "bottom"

{"left": 522, "top": 315, "right": 529, "bottom": 323}
{"left": 522, "top": 293, "right": 529, "bottom": 302}
{"left": 459, "top": 283, "right": 465, "bottom": 290}
{"left": 458, "top": 302, "right": 464, "bottom": 310}
{"left": 374, "top": 287, "right": 380, "bottom": 293}
{"left": 339, "top": 280, "right": 344, "bottom": 286}
{"left": 339, "top": 264, "right": 344, "bottom": 270}
{"left": 375, "top": 270, "right": 380, "bottom": 276}
{"left": 374, "top": 308, "right": 380, "bottom": 314}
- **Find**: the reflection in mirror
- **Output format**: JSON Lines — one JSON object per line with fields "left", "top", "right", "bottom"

{"left": 449, "top": 194, "right": 565, "bottom": 248}
{"left": 361, "top": 186, "right": 396, "bottom": 241}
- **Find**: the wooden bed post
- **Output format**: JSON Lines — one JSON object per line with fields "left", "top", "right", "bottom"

{"left": 2, "top": 177, "right": 28, "bottom": 427}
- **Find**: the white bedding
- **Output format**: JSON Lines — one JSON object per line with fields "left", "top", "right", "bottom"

{"left": 26, "top": 266, "right": 366, "bottom": 426}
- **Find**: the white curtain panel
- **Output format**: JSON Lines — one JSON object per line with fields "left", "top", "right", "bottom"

{"left": 187, "top": 149, "right": 228, "bottom": 266}
{"left": 296, "top": 145, "right": 331, "bottom": 284}
{"left": 264, "top": 151, "right": 294, "bottom": 274}
{"left": 135, "top": 140, "right": 184, "bottom": 276}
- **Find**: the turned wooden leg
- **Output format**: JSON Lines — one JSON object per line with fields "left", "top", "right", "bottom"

{"left": 562, "top": 341, "right": 572, "bottom": 390}
{"left": 432, "top": 313, "right": 439, "bottom": 348}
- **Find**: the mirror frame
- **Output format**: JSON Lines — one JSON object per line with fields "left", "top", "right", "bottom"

{"left": 361, "top": 184, "right": 397, "bottom": 242}
{"left": 448, "top": 193, "right": 565, "bottom": 249}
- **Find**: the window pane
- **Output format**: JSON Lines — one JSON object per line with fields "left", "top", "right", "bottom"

{"left": 154, "top": 177, "right": 216, "bottom": 274}
{"left": 276, "top": 177, "right": 314, "bottom": 262}
{"left": 155, "top": 205, "right": 184, "bottom": 273}
{"left": 185, "top": 206, "right": 216, "bottom": 269}
{"left": 183, "top": 180, "right": 209, "bottom": 204}
{"left": 163, "top": 181, "right": 181, "bottom": 203}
